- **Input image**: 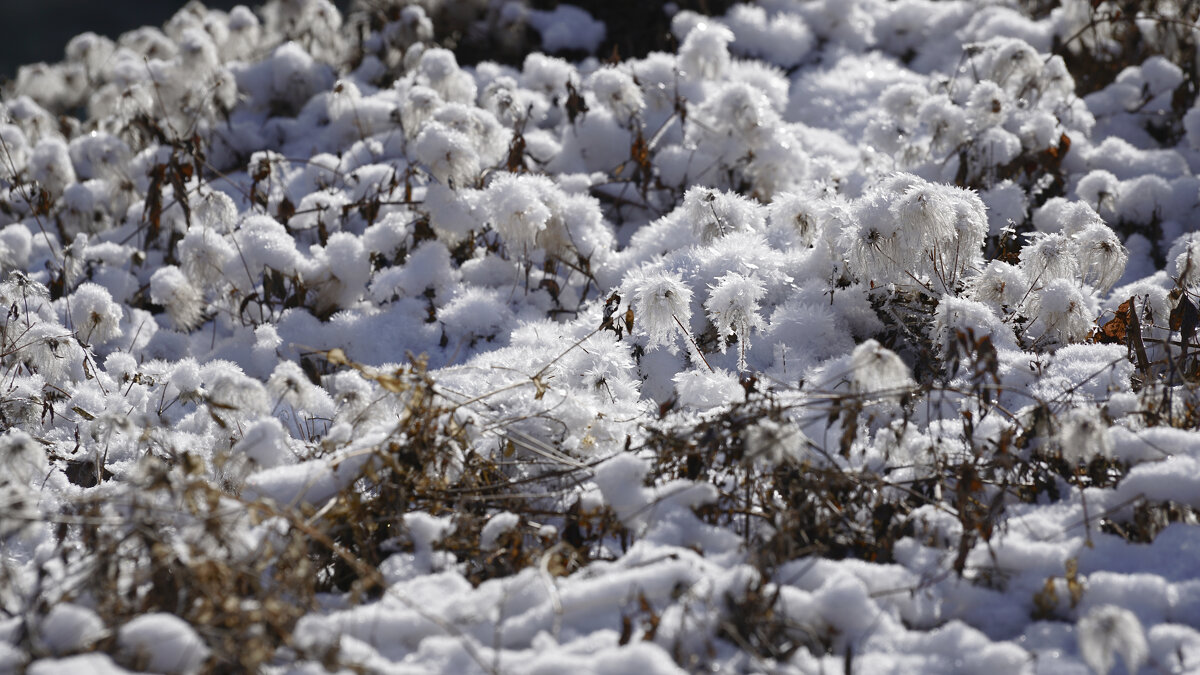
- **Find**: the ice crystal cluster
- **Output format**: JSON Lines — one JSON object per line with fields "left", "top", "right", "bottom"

{"left": 3, "top": 0, "right": 1200, "bottom": 673}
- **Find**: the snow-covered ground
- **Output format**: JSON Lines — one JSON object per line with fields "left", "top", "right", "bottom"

{"left": 3, "top": 0, "right": 1200, "bottom": 672}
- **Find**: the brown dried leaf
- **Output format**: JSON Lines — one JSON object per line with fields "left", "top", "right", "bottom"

{"left": 277, "top": 197, "right": 296, "bottom": 225}
{"left": 565, "top": 80, "right": 588, "bottom": 124}
{"left": 1095, "top": 297, "right": 1133, "bottom": 344}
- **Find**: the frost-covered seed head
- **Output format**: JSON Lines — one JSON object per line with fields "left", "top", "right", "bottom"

{"left": 401, "top": 85, "right": 443, "bottom": 139}
{"left": 205, "top": 363, "right": 270, "bottom": 418}
{"left": 179, "top": 226, "right": 235, "bottom": 291}
{"left": 895, "top": 184, "right": 955, "bottom": 248}
{"left": 1029, "top": 278, "right": 1091, "bottom": 345}
{"left": 631, "top": 270, "right": 693, "bottom": 351}
{"left": 708, "top": 83, "right": 779, "bottom": 145}
{"left": 68, "top": 282, "right": 123, "bottom": 345}
{"left": 268, "top": 361, "right": 326, "bottom": 412}
{"left": 681, "top": 187, "right": 763, "bottom": 243}
{"left": 170, "top": 358, "right": 203, "bottom": 399}
{"left": 679, "top": 23, "right": 735, "bottom": 80}
{"left": 841, "top": 218, "right": 900, "bottom": 283}
{"left": 743, "top": 418, "right": 808, "bottom": 466}
{"left": 989, "top": 40, "right": 1041, "bottom": 92}
{"left": 1057, "top": 407, "right": 1113, "bottom": 465}
{"left": 1077, "top": 605, "right": 1147, "bottom": 675}
{"left": 520, "top": 53, "right": 575, "bottom": 100}
{"left": 149, "top": 266, "right": 204, "bottom": 331}
{"left": 177, "top": 27, "right": 219, "bottom": 74}
{"left": 704, "top": 272, "right": 765, "bottom": 370}
{"left": 412, "top": 122, "right": 479, "bottom": 188}
{"left": 767, "top": 192, "right": 827, "bottom": 247}
{"left": 850, "top": 339, "right": 912, "bottom": 395}
{"left": 29, "top": 137, "right": 76, "bottom": 197}
{"left": 484, "top": 174, "right": 554, "bottom": 251}
{"left": 1039, "top": 54, "right": 1075, "bottom": 99}
{"left": 1074, "top": 223, "right": 1128, "bottom": 293}
{"left": 918, "top": 94, "right": 969, "bottom": 154}
{"left": 1021, "top": 232, "right": 1079, "bottom": 283}
{"left": 417, "top": 48, "right": 475, "bottom": 103}
{"left": 586, "top": 67, "right": 644, "bottom": 123}
{"left": 879, "top": 83, "right": 928, "bottom": 123}
{"left": 966, "top": 81, "right": 1009, "bottom": 129}
{"left": 480, "top": 77, "right": 521, "bottom": 125}
{"left": 970, "top": 260, "right": 1029, "bottom": 308}
{"left": 1075, "top": 170, "right": 1120, "bottom": 218}
{"left": 1034, "top": 199, "right": 1105, "bottom": 237}
{"left": 19, "top": 323, "right": 75, "bottom": 382}
{"left": 0, "top": 429, "right": 46, "bottom": 487}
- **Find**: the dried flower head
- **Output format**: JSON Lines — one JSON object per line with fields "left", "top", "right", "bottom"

{"left": 68, "top": 282, "right": 124, "bottom": 345}
{"left": 1058, "top": 407, "right": 1113, "bottom": 465}
{"left": 150, "top": 266, "right": 205, "bottom": 331}
{"left": 1074, "top": 223, "right": 1128, "bottom": 293}
{"left": 1077, "top": 605, "right": 1147, "bottom": 675}
{"left": 1028, "top": 278, "right": 1091, "bottom": 346}
{"left": 704, "top": 272, "right": 766, "bottom": 371}
{"left": 850, "top": 339, "right": 913, "bottom": 396}
{"left": 630, "top": 269, "right": 694, "bottom": 352}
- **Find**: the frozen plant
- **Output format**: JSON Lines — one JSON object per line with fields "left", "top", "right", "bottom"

{"left": 850, "top": 339, "right": 912, "bottom": 396}
{"left": 706, "top": 82, "right": 781, "bottom": 148}
{"left": 179, "top": 226, "right": 235, "bottom": 293}
{"left": 0, "top": 428, "right": 46, "bottom": 488}
{"left": 308, "top": 232, "right": 370, "bottom": 316}
{"left": 585, "top": 67, "right": 644, "bottom": 126}
{"left": 415, "top": 48, "right": 476, "bottom": 105}
{"left": 629, "top": 269, "right": 694, "bottom": 353}
{"left": 67, "top": 282, "right": 123, "bottom": 345}
{"left": 682, "top": 187, "right": 765, "bottom": 244}
{"left": 704, "top": 272, "right": 765, "bottom": 371}
{"left": 28, "top": 137, "right": 76, "bottom": 198}
{"left": 1075, "top": 170, "right": 1120, "bottom": 222}
{"left": 743, "top": 418, "right": 808, "bottom": 466}
{"left": 838, "top": 174, "right": 986, "bottom": 294}
{"left": 919, "top": 94, "right": 970, "bottom": 155}
{"left": 678, "top": 22, "right": 735, "bottom": 81}
{"left": 483, "top": 173, "right": 554, "bottom": 252}
{"left": 894, "top": 181, "right": 987, "bottom": 292}
{"left": 412, "top": 122, "right": 480, "bottom": 188}
{"left": 966, "top": 81, "right": 1010, "bottom": 130}
{"left": 1074, "top": 222, "right": 1128, "bottom": 293}
{"left": 149, "top": 266, "right": 205, "bottom": 331}
{"left": 1027, "top": 277, "right": 1091, "bottom": 347}
{"left": 1076, "top": 605, "right": 1147, "bottom": 675}
{"left": 1057, "top": 407, "right": 1113, "bottom": 465}
{"left": 767, "top": 190, "right": 829, "bottom": 248}
{"left": 1020, "top": 232, "right": 1079, "bottom": 284}
{"left": 969, "top": 260, "right": 1029, "bottom": 309}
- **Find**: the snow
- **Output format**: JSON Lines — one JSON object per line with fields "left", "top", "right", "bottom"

{"left": 5, "top": 0, "right": 1200, "bottom": 672}
{"left": 116, "top": 613, "right": 209, "bottom": 674}
{"left": 36, "top": 604, "right": 107, "bottom": 655}
{"left": 527, "top": 6, "right": 606, "bottom": 55}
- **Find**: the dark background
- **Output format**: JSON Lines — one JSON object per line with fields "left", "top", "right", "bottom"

{"left": 1, "top": 1, "right": 738, "bottom": 81}
{"left": 1, "top": 1, "right": 739, "bottom": 82}
{"left": 2, "top": 1, "right": 374, "bottom": 81}
{"left": 0, "top": 1, "right": 251, "bottom": 80}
